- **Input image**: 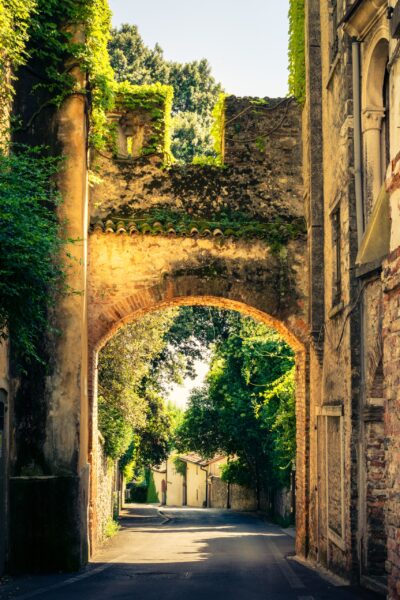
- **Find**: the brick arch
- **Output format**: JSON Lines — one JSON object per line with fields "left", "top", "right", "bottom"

{"left": 88, "top": 272, "right": 310, "bottom": 559}
{"left": 92, "top": 292, "right": 307, "bottom": 355}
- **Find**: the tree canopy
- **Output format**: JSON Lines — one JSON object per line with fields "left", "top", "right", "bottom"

{"left": 175, "top": 314, "right": 296, "bottom": 500}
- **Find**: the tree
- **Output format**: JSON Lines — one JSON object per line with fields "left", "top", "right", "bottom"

{"left": 108, "top": 24, "right": 223, "bottom": 162}
{"left": 176, "top": 315, "right": 296, "bottom": 505}
{"left": 109, "top": 24, "right": 169, "bottom": 86}
{"left": 170, "top": 112, "right": 213, "bottom": 163}
{"left": 98, "top": 310, "right": 178, "bottom": 461}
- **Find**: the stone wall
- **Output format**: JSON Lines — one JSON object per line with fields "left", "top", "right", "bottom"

{"left": 382, "top": 248, "right": 400, "bottom": 598}
{"left": 230, "top": 484, "right": 257, "bottom": 512}
{"left": 95, "top": 436, "right": 116, "bottom": 547}
{"left": 209, "top": 477, "right": 228, "bottom": 509}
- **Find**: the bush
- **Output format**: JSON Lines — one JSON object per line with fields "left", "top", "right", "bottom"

{"left": 130, "top": 485, "right": 148, "bottom": 503}
{"left": 104, "top": 518, "right": 120, "bottom": 538}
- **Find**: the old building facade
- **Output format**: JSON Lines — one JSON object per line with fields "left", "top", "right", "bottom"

{"left": 304, "top": 0, "right": 400, "bottom": 596}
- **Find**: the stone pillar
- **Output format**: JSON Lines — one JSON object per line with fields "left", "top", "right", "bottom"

{"left": 362, "top": 107, "right": 385, "bottom": 211}
{"left": 8, "top": 31, "right": 89, "bottom": 573}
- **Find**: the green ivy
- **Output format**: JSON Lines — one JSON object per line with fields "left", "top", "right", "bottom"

{"left": 173, "top": 456, "right": 187, "bottom": 477}
{"left": 288, "top": 0, "right": 305, "bottom": 104}
{"left": 0, "top": 146, "right": 70, "bottom": 367}
{"left": 0, "top": 0, "right": 115, "bottom": 147}
{"left": 193, "top": 92, "right": 226, "bottom": 166}
{"left": 114, "top": 81, "right": 174, "bottom": 162}
{"left": 0, "top": 0, "right": 36, "bottom": 136}
{"left": 25, "top": 0, "right": 115, "bottom": 145}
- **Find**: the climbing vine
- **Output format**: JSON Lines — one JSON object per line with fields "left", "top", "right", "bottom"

{"left": 0, "top": 0, "right": 36, "bottom": 137}
{"left": 114, "top": 82, "right": 174, "bottom": 161}
{"left": 21, "top": 0, "right": 115, "bottom": 146}
{"left": 192, "top": 93, "right": 226, "bottom": 166}
{"left": 0, "top": 146, "right": 69, "bottom": 367}
{"left": 288, "top": 0, "right": 305, "bottom": 104}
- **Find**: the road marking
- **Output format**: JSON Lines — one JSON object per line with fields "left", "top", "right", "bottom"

{"left": 298, "top": 597, "right": 315, "bottom": 600}
{"left": 267, "top": 540, "right": 305, "bottom": 590}
{"left": 158, "top": 509, "right": 173, "bottom": 525}
{"left": 15, "top": 554, "right": 127, "bottom": 599}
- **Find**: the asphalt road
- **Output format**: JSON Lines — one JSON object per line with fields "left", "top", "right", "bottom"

{"left": 0, "top": 506, "right": 381, "bottom": 600}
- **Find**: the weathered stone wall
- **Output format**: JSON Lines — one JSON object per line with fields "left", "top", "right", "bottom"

{"left": 209, "top": 477, "right": 228, "bottom": 509}
{"left": 90, "top": 96, "right": 303, "bottom": 225}
{"left": 8, "top": 50, "right": 89, "bottom": 572}
{"left": 230, "top": 484, "right": 257, "bottom": 512}
{"left": 306, "top": 0, "right": 398, "bottom": 591}
{"left": 95, "top": 437, "right": 116, "bottom": 548}
{"left": 382, "top": 18, "right": 400, "bottom": 595}
{"left": 382, "top": 248, "right": 400, "bottom": 599}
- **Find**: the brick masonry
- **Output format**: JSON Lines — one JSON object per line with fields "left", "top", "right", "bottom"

{"left": 383, "top": 249, "right": 400, "bottom": 599}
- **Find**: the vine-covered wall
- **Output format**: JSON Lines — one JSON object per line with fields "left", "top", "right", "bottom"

{"left": 90, "top": 95, "right": 304, "bottom": 255}
{"left": 288, "top": 0, "right": 305, "bottom": 104}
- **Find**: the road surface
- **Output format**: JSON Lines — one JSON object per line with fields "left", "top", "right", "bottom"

{"left": 0, "top": 506, "right": 381, "bottom": 599}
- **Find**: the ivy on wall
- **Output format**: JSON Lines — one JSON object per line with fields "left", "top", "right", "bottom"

{"left": 114, "top": 82, "right": 174, "bottom": 161}
{"left": 0, "top": 0, "right": 36, "bottom": 136}
{"left": 0, "top": 146, "right": 69, "bottom": 367}
{"left": 192, "top": 93, "right": 226, "bottom": 167}
{"left": 288, "top": 0, "right": 305, "bottom": 104}
{"left": 22, "top": 0, "right": 115, "bottom": 146}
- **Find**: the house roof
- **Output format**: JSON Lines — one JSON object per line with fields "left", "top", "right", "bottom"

{"left": 178, "top": 453, "right": 225, "bottom": 467}
{"left": 152, "top": 461, "right": 167, "bottom": 473}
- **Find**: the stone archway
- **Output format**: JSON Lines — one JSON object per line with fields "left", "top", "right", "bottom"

{"left": 86, "top": 91, "right": 307, "bottom": 559}
{"left": 87, "top": 230, "right": 309, "bottom": 558}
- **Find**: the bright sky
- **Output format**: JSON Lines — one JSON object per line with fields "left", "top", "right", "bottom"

{"left": 168, "top": 359, "right": 210, "bottom": 410}
{"left": 108, "top": 0, "right": 290, "bottom": 98}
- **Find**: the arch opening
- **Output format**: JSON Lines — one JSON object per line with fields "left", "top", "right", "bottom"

{"left": 88, "top": 295, "right": 309, "bottom": 560}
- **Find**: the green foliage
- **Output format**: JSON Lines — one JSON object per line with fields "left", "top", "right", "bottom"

{"left": 2, "top": 0, "right": 115, "bottom": 147}
{"left": 129, "top": 483, "right": 148, "bottom": 503}
{"left": 210, "top": 93, "right": 226, "bottom": 163}
{"left": 146, "top": 471, "right": 160, "bottom": 503}
{"left": 98, "top": 310, "right": 177, "bottom": 461}
{"left": 115, "top": 81, "right": 174, "bottom": 161}
{"left": 171, "top": 112, "right": 213, "bottom": 163}
{"left": 192, "top": 93, "right": 225, "bottom": 166}
{"left": 82, "top": 0, "right": 116, "bottom": 149}
{"left": 109, "top": 24, "right": 169, "bottom": 87}
{"left": 220, "top": 458, "right": 253, "bottom": 488}
{"left": 288, "top": 0, "right": 306, "bottom": 104}
{"left": 108, "top": 24, "right": 222, "bottom": 162}
{"left": 0, "top": 0, "right": 36, "bottom": 132}
{"left": 176, "top": 315, "right": 296, "bottom": 495}
{"left": 0, "top": 146, "right": 70, "bottom": 367}
{"left": 104, "top": 518, "right": 120, "bottom": 538}
{"left": 109, "top": 25, "right": 222, "bottom": 116}
{"left": 261, "top": 368, "right": 296, "bottom": 475}
{"left": 173, "top": 456, "right": 187, "bottom": 477}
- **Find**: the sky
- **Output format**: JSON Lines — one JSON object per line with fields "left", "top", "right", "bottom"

{"left": 108, "top": 0, "right": 290, "bottom": 98}
{"left": 168, "top": 359, "right": 209, "bottom": 410}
